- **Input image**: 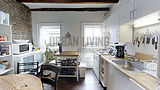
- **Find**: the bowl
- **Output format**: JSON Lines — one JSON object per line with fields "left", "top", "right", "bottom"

{"left": 13, "top": 40, "right": 29, "bottom": 43}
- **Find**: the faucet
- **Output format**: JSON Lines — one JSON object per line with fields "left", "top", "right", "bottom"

{"left": 127, "top": 56, "right": 138, "bottom": 62}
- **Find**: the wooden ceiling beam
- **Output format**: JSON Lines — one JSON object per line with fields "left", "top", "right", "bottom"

{"left": 30, "top": 8, "right": 110, "bottom": 11}
{"left": 16, "top": 0, "right": 119, "bottom": 3}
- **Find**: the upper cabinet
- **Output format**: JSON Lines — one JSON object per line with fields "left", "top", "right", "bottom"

{"left": 120, "top": 0, "right": 160, "bottom": 25}
{"left": 119, "top": 0, "right": 135, "bottom": 25}
{"left": 135, "top": 0, "right": 160, "bottom": 19}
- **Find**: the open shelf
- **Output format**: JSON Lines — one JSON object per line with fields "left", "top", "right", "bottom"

{"left": 0, "top": 41, "right": 12, "bottom": 44}
{"left": 0, "top": 55, "right": 11, "bottom": 58}
{"left": 0, "top": 68, "right": 13, "bottom": 75}
{"left": 0, "top": 21, "right": 13, "bottom": 75}
{"left": 0, "top": 23, "right": 11, "bottom": 27}
{"left": 58, "top": 75, "right": 77, "bottom": 77}
{"left": 57, "top": 65, "right": 77, "bottom": 68}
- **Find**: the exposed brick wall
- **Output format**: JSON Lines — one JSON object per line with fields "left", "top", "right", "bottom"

{"left": 0, "top": 0, "right": 32, "bottom": 42}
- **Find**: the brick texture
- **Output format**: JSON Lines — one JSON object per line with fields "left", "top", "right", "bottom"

{"left": 0, "top": 0, "right": 32, "bottom": 42}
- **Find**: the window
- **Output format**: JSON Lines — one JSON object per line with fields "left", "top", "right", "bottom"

{"left": 39, "top": 24, "right": 61, "bottom": 48}
{"left": 82, "top": 24, "right": 102, "bottom": 48}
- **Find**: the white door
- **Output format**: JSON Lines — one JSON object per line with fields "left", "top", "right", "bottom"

{"left": 80, "top": 23, "right": 102, "bottom": 68}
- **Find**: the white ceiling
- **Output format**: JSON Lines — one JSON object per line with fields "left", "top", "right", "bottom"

{"left": 23, "top": 3, "right": 113, "bottom": 9}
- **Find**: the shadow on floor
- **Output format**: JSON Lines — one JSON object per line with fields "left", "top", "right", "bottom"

{"left": 43, "top": 69, "right": 103, "bottom": 90}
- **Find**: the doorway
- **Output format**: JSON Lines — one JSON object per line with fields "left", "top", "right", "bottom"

{"left": 80, "top": 23, "right": 102, "bottom": 68}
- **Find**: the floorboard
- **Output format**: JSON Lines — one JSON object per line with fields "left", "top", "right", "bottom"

{"left": 43, "top": 69, "right": 103, "bottom": 90}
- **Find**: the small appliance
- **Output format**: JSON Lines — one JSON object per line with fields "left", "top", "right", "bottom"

{"left": 12, "top": 43, "right": 32, "bottom": 55}
{"left": 110, "top": 44, "right": 125, "bottom": 58}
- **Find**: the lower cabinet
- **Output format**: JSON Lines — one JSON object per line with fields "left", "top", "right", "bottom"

{"left": 107, "top": 63, "right": 129, "bottom": 90}
{"left": 107, "top": 63, "right": 145, "bottom": 90}
{"left": 93, "top": 53, "right": 100, "bottom": 80}
{"left": 100, "top": 56, "right": 146, "bottom": 90}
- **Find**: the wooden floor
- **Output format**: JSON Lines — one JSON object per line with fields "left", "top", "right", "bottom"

{"left": 43, "top": 69, "right": 103, "bottom": 90}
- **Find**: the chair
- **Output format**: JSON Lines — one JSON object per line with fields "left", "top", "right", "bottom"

{"left": 40, "top": 64, "right": 60, "bottom": 90}
{"left": 17, "top": 62, "right": 39, "bottom": 76}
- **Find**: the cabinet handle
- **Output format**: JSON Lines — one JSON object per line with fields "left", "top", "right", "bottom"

{"left": 133, "top": 9, "right": 136, "bottom": 18}
{"left": 130, "top": 11, "right": 133, "bottom": 20}
{"left": 109, "top": 65, "right": 111, "bottom": 69}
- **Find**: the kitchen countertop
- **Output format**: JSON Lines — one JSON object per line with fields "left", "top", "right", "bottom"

{"left": 101, "top": 54, "right": 159, "bottom": 90}
{"left": 55, "top": 51, "right": 79, "bottom": 56}
{"left": 94, "top": 50, "right": 108, "bottom": 55}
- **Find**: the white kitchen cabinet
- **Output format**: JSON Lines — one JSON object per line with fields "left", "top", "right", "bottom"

{"left": 119, "top": 0, "right": 135, "bottom": 25}
{"left": 134, "top": 0, "right": 160, "bottom": 20}
{"left": 93, "top": 52, "right": 100, "bottom": 80}
{"left": 129, "top": 79, "right": 145, "bottom": 90}
{"left": 119, "top": 0, "right": 160, "bottom": 25}
{"left": 99, "top": 57, "right": 108, "bottom": 87}
{"left": 107, "top": 64, "right": 129, "bottom": 90}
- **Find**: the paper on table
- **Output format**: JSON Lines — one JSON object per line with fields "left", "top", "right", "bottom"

{"left": 49, "top": 60, "right": 56, "bottom": 64}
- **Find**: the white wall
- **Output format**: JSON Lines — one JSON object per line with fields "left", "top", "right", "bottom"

{"left": 31, "top": 11, "right": 106, "bottom": 51}
{"left": 133, "top": 23, "right": 160, "bottom": 55}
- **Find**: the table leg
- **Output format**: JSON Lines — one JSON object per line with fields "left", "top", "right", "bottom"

{"left": 76, "top": 56, "right": 79, "bottom": 81}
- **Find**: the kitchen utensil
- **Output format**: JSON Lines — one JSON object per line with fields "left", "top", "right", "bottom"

{"left": 135, "top": 33, "right": 139, "bottom": 46}
{"left": 133, "top": 33, "right": 138, "bottom": 45}
{"left": 142, "top": 34, "right": 145, "bottom": 45}
{"left": 145, "top": 30, "right": 150, "bottom": 44}
{"left": 152, "top": 35, "right": 155, "bottom": 45}
{"left": 146, "top": 33, "right": 151, "bottom": 44}
{"left": 137, "top": 33, "right": 142, "bottom": 47}
{"left": 155, "top": 34, "right": 158, "bottom": 50}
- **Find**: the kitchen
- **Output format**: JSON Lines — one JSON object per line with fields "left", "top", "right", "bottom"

{"left": 0, "top": 0, "right": 160, "bottom": 90}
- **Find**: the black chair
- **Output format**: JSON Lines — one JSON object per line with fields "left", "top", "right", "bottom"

{"left": 17, "top": 62, "right": 39, "bottom": 76}
{"left": 40, "top": 64, "right": 60, "bottom": 90}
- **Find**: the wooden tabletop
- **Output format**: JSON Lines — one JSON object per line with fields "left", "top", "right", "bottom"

{"left": 0, "top": 74, "right": 43, "bottom": 90}
{"left": 55, "top": 51, "right": 79, "bottom": 56}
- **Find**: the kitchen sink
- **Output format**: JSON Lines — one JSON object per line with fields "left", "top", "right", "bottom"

{"left": 112, "top": 60, "right": 145, "bottom": 72}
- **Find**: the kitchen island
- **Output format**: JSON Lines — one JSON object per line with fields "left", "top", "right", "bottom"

{"left": 55, "top": 51, "right": 79, "bottom": 81}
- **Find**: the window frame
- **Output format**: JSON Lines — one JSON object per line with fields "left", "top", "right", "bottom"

{"left": 37, "top": 23, "right": 63, "bottom": 47}
{"left": 81, "top": 23, "right": 102, "bottom": 48}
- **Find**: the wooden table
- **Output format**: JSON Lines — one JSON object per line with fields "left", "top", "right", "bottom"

{"left": 0, "top": 74, "right": 43, "bottom": 90}
{"left": 54, "top": 51, "right": 79, "bottom": 81}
